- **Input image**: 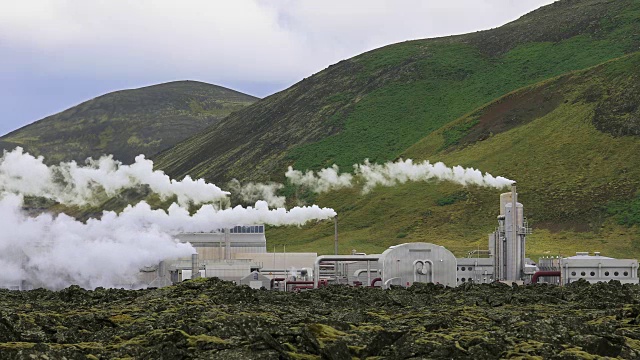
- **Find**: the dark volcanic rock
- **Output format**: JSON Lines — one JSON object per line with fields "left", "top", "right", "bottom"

{"left": 2, "top": 278, "right": 640, "bottom": 359}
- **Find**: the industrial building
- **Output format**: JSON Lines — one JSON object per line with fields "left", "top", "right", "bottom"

{"left": 3, "top": 185, "right": 638, "bottom": 291}
{"left": 140, "top": 183, "right": 638, "bottom": 290}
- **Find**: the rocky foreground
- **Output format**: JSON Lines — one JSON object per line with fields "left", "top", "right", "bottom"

{"left": 1, "top": 279, "right": 640, "bottom": 359}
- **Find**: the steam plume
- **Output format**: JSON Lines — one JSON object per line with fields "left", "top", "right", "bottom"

{"left": 0, "top": 148, "right": 337, "bottom": 289}
{"left": 0, "top": 194, "right": 336, "bottom": 290}
{"left": 0, "top": 147, "right": 229, "bottom": 206}
{"left": 285, "top": 164, "right": 353, "bottom": 193}
{"left": 286, "top": 159, "right": 514, "bottom": 193}
{"left": 227, "top": 178, "right": 286, "bottom": 208}
{"left": 355, "top": 159, "right": 514, "bottom": 192}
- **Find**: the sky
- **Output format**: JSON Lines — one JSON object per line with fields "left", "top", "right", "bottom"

{"left": 0, "top": 0, "right": 555, "bottom": 136}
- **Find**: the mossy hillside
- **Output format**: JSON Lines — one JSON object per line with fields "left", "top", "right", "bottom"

{"left": 156, "top": 0, "right": 640, "bottom": 183}
{"left": 0, "top": 81, "right": 257, "bottom": 164}
{"left": 267, "top": 52, "right": 640, "bottom": 260}
{"left": 2, "top": 278, "right": 640, "bottom": 359}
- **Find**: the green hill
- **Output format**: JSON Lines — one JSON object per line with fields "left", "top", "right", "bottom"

{"left": 267, "top": 52, "right": 640, "bottom": 260}
{"left": 155, "top": 0, "right": 640, "bottom": 183}
{"left": 152, "top": 0, "right": 640, "bottom": 259}
{"left": 0, "top": 81, "right": 257, "bottom": 164}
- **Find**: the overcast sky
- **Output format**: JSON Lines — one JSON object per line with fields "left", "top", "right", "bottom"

{"left": 0, "top": 0, "right": 555, "bottom": 136}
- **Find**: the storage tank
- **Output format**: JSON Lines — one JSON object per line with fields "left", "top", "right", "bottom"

{"left": 378, "top": 243, "right": 456, "bottom": 287}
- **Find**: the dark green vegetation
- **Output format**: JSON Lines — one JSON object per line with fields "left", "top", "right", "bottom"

{"left": 2, "top": 278, "right": 640, "bottom": 359}
{"left": 149, "top": 0, "right": 640, "bottom": 260}
{"left": 156, "top": 0, "right": 640, "bottom": 182}
{"left": 0, "top": 81, "right": 257, "bottom": 164}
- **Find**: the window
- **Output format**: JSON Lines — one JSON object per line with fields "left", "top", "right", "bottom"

{"left": 461, "top": 278, "right": 466, "bottom": 282}
{"left": 461, "top": 267, "right": 466, "bottom": 271}
{"left": 624, "top": 271, "right": 629, "bottom": 277}
{"left": 614, "top": 272, "right": 619, "bottom": 276}
{"left": 581, "top": 272, "right": 586, "bottom": 276}
{"left": 590, "top": 272, "right": 595, "bottom": 277}
{"left": 469, "top": 267, "right": 474, "bottom": 271}
{"left": 571, "top": 271, "right": 576, "bottom": 276}
{"left": 605, "top": 271, "right": 610, "bottom": 276}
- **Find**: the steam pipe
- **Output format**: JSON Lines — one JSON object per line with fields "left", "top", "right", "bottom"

{"left": 531, "top": 271, "right": 560, "bottom": 284}
{"left": 511, "top": 182, "right": 517, "bottom": 281}
{"left": 270, "top": 277, "right": 286, "bottom": 290}
{"left": 313, "top": 255, "right": 381, "bottom": 288}
{"left": 286, "top": 281, "right": 315, "bottom": 291}
{"left": 334, "top": 215, "right": 338, "bottom": 255}
{"left": 191, "top": 254, "right": 199, "bottom": 279}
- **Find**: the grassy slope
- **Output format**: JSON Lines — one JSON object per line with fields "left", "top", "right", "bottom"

{"left": 0, "top": 81, "right": 257, "bottom": 164}
{"left": 267, "top": 52, "right": 640, "bottom": 260}
{"left": 156, "top": 0, "right": 640, "bottom": 183}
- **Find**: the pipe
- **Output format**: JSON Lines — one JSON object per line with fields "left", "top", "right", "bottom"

{"left": 285, "top": 281, "right": 315, "bottom": 292}
{"left": 191, "top": 254, "right": 199, "bottom": 279}
{"left": 531, "top": 271, "right": 560, "bottom": 284}
{"left": 511, "top": 182, "right": 517, "bottom": 281}
{"left": 334, "top": 215, "right": 338, "bottom": 255}
{"left": 313, "top": 255, "right": 381, "bottom": 288}
{"left": 270, "top": 277, "right": 285, "bottom": 290}
{"left": 370, "top": 277, "right": 382, "bottom": 287}
{"left": 224, "top": 228, "right": 230, "bottom": 260}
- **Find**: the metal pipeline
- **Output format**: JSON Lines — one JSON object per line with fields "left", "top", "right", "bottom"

{"left": 270, "top": 277, "right": 286, "bottom": 290}
{"left": 370, "top": 277, "right": 382, "bottom": 287}
{"left": 531, "top": 271, "right": 561, "bottom": 284}
{"left": 313, "top": 255, "right": 381, "bottom": 288}
{"left": 285, "top": 281, "right": 315, "bottom": 292}
{"left": 191, "top": 254, "right": 199, "bottom": 279}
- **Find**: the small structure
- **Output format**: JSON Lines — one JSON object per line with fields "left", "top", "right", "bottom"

{"left": 239, "top": 271, "right": 271, "bottom": 289}
{"left": 378, "top": 242, "right": 457, "bottom": 287}
{"left": 558, "top": 252, "right": 638, "bottom": 285}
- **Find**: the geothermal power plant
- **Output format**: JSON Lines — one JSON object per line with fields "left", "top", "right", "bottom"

{"left": 138, "top": 184, "right": 639, "bottom": 290}
{"left": 3, "top": 185, "right": 638, "bottom": 291}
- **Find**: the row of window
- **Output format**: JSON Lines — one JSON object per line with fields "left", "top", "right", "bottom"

{"left": 228, "top": 225, "right": 265, "bottom": 234}
{"left": 570, "top": 270, "right": 629, "bottom": 277}
{"left": 457, "top": 266, "right": 474, "bottom": 271}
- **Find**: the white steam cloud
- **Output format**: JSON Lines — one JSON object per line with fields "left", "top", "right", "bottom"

{"left": 286, "top": 159, "right": 514, "bottom": 193}
{"left": 0, "top": 147, "right": 229, "bottom": 206}
{"left": 0, "top": 194, "right": 336, "bottom": 290}
{"left": 0, "top": 148, "right": 337, "bottom": 290}
{"left": 285, "top": 164, "right": 354, "bottom": 193}
{"left": 355, "top": 159, "right": 514, "bottom": 192}
{"left": 227, "top": 178, "right": 286, "bottom": 208}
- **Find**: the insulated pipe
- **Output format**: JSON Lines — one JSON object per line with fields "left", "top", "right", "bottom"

{"left": 531, "top": 271, "right": 561, "bottom": 284}
{"left": 370, "top": 277, "right": 382, "bottom": 287}
{"left": 224, "top": 228, "right": 230, "bottom": 260}
{"left": 270, "top": 277, "right": 286, "bottom": 290}
{"left": 313, "top": 255, "right": 381, "bottom": 288}
{"left": 511, "top": 183, "right": 518, "bottom": 281}
{"left": 191, "top": 254, "right": 199, "bottom": 279}
{"left": 285, "top": 281, "right": 315, "bottom": 292}
{"left": 334, "top": 216, "right": 338, "bottom": 255}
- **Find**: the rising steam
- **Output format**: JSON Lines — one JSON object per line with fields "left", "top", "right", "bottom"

{"left": 0, "top": 148, "right": 337, "bottom": 290}
{"left": 285, "top": 164, "right": 353, "bottom": 193}
{"left": 286, "top": 159, "right": 514, "bottom": 193}
{"left": 226, "top": 178, "right": 286, "bottom": 208}
{"left": 0, "top": 147, "right": 229, "bottom": 206}
{"left": 0, "top": 194, "right": 335, "bottom": 290}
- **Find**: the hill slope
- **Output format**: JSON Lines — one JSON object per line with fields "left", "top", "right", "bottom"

{"left": 268, "top": 52, "right": 640, "bottom": 259}
{"left": 155, "top": 0, "right": 640, "bottom": 183}
{"left": 0, "top": 81, "right": 257, "bottom": 164}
